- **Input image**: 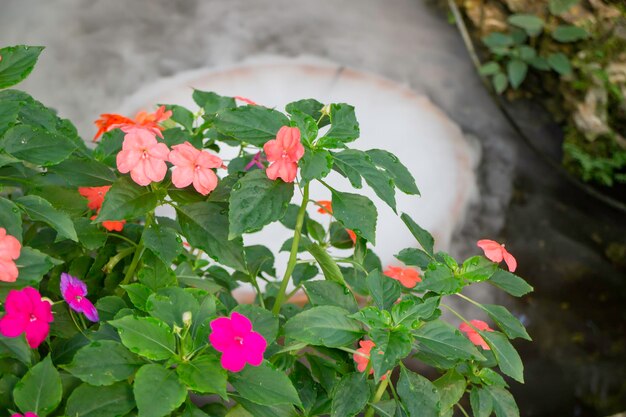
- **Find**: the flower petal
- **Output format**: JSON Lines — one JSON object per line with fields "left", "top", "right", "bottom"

{"left": 502, "top": 249, "right": 517, "bottom": 273}
{"left": 0, "top": 312, "right": 28, "bottom": 337}
{"left": 243, "top": 331, "right": 267, "bottom": 366}
{"left": 220, "top": 347, "right": 247, "bottom": 372}
{"left": 230, "top": 312, "right": 252, "bottom": 336}
{"left": 24, "top": 320, "right": 49, "bottom": 348}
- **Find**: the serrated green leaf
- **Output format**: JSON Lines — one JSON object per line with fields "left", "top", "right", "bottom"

{"left": 214, "top": 106, "right": 289, "bottom": 146}
{"left": 307, "top": 242, "right": 346, "bottom": 285}
{"left": 507, "top": 60, "right": 528, "bottom": 89}
{"left": 414, "top": 321, "right": 485, "bottom": 361}
{"left": 318, "top": 103, "right": 359, "bottom": 146}
{"left": 304, "top": 280, "right": 358, "bottom": 312}
{"left": 367, "top": 269, "right": 401, "bottom": 311}
{"left": 284, "top": 306, "right": 362, "bottom": 347}
{"left": 230, "top": 362, "right": 302, "bottom": 406}
{"left": 96, "top": 177, "right": 159, "bottom": 222}
{"left": 366, "top": 149, "right": 420, "bottom": 195}
{"left": 488, "top": 270, "right": 533, "bottom": 297}
{"left": 331, "top": 190, "right": 377, "bottom": 243}
{"left": 397, "top": 367, "right": 440, "bottom": 417}
{"left": 0, "top": 196, "right": 22, "bottom": 242}
{"left": 552, "top": 25, "right": 588, "bottom": 42}
{"left": 482, "top": 304, "right": 531, "bottom": 340}
{"left": 493, "top": 72, "right": 509, "bottom": 94}
{"left": 508, "top": 14, "right": 544, "bottom": 36}
{"left": 65, "top": 381, "right": 135, "bottom": 417}
{"left": 433, "top": 370, "right": 466, "bottom": 412}
{"left": 470, "top": 386, "right": 494, "bottom": 417}
{"left": 548, "top": 52, "right": 572, "bottom": 75}
{"left": 0, "top": 45, "right": 44, "bottom": 89}
{"left": 479, "top": 62, "right": 501, "bottom": 76}
{"left": 486, "top": 386, "right": 520, "bottom": 417}
{"left": 48, "top": 157, "right": 116, "bottom": 186}
{"left": 400, "top": 213, "right": 434, "bottom": 255}
{"left": 134, "top": 364, "right": 187, "bottom": 417}
{"left": 109, "top": 316, "right": 176, "bottom": 361}
{"left": 16, "top": 195, "right": 77, "bottom": 241}
{"left": 330, "top": 373, "right": 369, "bottom": 417}
{"left": 370, "top": 327, "right": 413, "bottom": 380}
{"left": 13, "top": 356, "right": 62, "bottom": 416}
{"left": 482, "top": 331, "right": 524, "bottom": 382}
{"left": 300, "top": 147, "right": 332, "bottom": 185}
{"left": 142, "top": 222, "right": 182, "bottom": 266}
{"left": 1, "top": 124, "right": 76, "bottom": 166}
{"left": 177, "top": 354, "right": 227, "bottom": 398}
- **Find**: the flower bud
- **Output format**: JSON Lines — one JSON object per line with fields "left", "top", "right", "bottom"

{"left": 182, "top": 311, "right": 192, "bottom": 327}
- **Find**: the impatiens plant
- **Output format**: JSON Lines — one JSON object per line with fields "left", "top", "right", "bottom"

{"left": 0, "top": 45, "right": 533, "bottom": 417}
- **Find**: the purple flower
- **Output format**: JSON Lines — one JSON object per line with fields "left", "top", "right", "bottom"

{"left": 244, "top": 152, "right": 266, "bottom": 171}
{"left": 60, "top": 273, "right": 99, "bottom": 322}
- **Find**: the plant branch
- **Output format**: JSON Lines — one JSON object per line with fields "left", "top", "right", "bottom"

{"left": 364, "top": 376, "right": 390, "bottom": 417}
{"left": 272, "top": 183, "right": 309, "bottom": 314}
{"left": 119, "top": 213, "right": 153, "bottom": 287}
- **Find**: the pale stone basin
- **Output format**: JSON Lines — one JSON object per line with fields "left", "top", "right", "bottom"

{"left": 121, "top": 56, "right": 479, "bottom": 278}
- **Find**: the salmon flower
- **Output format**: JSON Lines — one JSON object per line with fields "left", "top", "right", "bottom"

{"left": 263, "top": 126, "right": 304, "bottom": 183}
{"left": 353, "top": 340, "right": 387, "bottom": 380}
{"left": 209, "top": 312, "right": 267, "bottom": 372}
{"left": 78, "top": 186, "right": 126, "bottom": 232}
{"left": 0, "top": 228, "right": 21, "bottom": 283}
{"left": 116, "top": 128, "right": 169, "bottom": 186}
{"left": 316, "top": 200, "right": 333, "bottom": 215}
{"left": 92, "top": 105, "right": 172, "bottom": 141}
{"left": 384, "top": 266, "right": 422, "bottom": 288}
{"left": 169, "top": 142, "right": 223, "bottom": 195}
{"left": 459, "top": 320, "right": 494, "bottom": 350}
{"left": 0, "top": 287, "right": 53, "bottom": 348}
{"left": 477, "top": 239, "right": 517, "bottom": 272}
{"left": 60, "top": 273, "right": 99, "bottom": 322}
{"left": 234, "top": 96, "right": 257, "bottom": 106}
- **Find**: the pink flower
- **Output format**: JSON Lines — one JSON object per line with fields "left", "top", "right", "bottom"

{"left": 263, "top": 126, "right": 304, "bottom": 183}
{"left": 0, "top": 228, "right": 21, "bottom": 283}
{"left": 209, "top": 312, "right": 267, "bottom": 372}
{"left": 244, "top": 152, "right": 266, "bottom": 171}
{"left": 383, "top": 266, "right": 422, "bottom": 288}
{"left": 459, "top": 320, "right": 494, "bottom": 350}
{"left": 116, "top": 128, "right": 169, "bottom": 186}
{"left": 0, "top": 287, "right": 53, "bottom": 348}
{"left": 60, "top": 273, "right": 99, "bottom": 322}
{"left": 477, "top": 239, "right": 517, "bottom": 272}
{"left": 11, "top": 413, "right": 38, "bottom": 417}
{"left": 169, "top": 142, "right": 222, "bottom": 195}
{"left": 234, "top": 96, "right": 257, "bottom": 106}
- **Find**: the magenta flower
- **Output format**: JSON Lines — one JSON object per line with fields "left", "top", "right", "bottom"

{"left": 12, "top": 413, "right": 38, "bottom": 417}
{"left": 244, "top": 152, "right": 266, "bottom": 171}
{"left": 60, "top": 273, "right": 99, "bottom": 322}
{"left": 209, "top": 312, "right": 267, "bottom": 372}
{"left": 0, "top": 287, "right": 53, "bottom": 348}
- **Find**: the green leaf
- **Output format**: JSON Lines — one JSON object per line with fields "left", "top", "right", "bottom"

{"left": 142, "top": 222, "right": 183, "bottom": 266}
{"left": 0, "top": 45, "right": 44, "bottom": 89}
{"left": 482, "top": 33, "right": 514, "bottom": 48}
{"left": 13, "top": 356, "right": 62, "bottom": 417}
{"left": 333, "top": 149, "right": 397, "bottom": 211}
{"left": 493, "top": 72, "right": 509, "bottom": 94}
{"left": 366, "top": 149, "right": 420, "bottom": 195}
{"left": 292, "top": 263, "right": 319, "bottom": 285}
{"left": 400, "top": 213, "right": 434, "bottom": 255}
{"left": 74, "top": 218, "right": 107, "bottom": 250}
{"left": 15, "top": 246, "right": 60, "bottom": 283}
{"left": 307, "top": 243, "right": 345, "bottom": 285}
{"left": 284, "top": 306, "right": 362, "bottom": 347}
{"left": 134, "top": 364, "right": 187, "bottom": 417}
{"left": 214, "top": 106, "right": 289, "bottom": 146}
{"left": 331, "top": 190, "right": 377, "bottom": 243}
{"left": 304, "top": 280, "right": 358, "bottom": 312}
{"left": 65, "top": 381, "right": 135, "bottom": 417}
{"left": 177, "top": 201, "right": 246, "bottom": 271}
{"left": 391, "top": 295, "right": 440, "bottom": 327}
{"left": 163, "top": 104, "right": 195, "bottom": 131}
{"left": 318, "top": 103, "right": 359, "bottom": 146}
{"left": 96, "top": 177, "right": 160, "bottom": 222}
{"left": 395, "top": 248, "right": 432, "bottom": 269}
{"left": 145, "top": 287, "right": 200, "bottom": 328}
{"left": 482, "top": 304, "right": 531, "bottom": 340}
{"left": 547, "top": 52, "right": 572, "bottom": 75}
{"left": 48, "top": 157, "right": 116, "bottom": 186}
{"left": 459, "top": 256, "right": 498, "bottom": 282}
{"left": 237, "top": 399, "right": 298, "bottom": 417}
{"left": 479, "top": 61, "right": 501, "bottom": 76}
{"left": 0, "top": 196, "right": 22, "bottom": 241}
{"left": 300, "top": 147, "right": 333, "bottom": 185}
{"left": 397, "top": 366, "right": 440, "bottom": 417}
{"left": 549, "top": 0, "right": 580, "bottom": 15}
{"left": 507, "top": 14, "right": 544, "bottom": 36}
{"left": 351, "top": 306, "right": 392, "bottom": 329}
{"left": 229, "top": 169, "right": 294, "bottom": 237}
{"left": 0, "top": 334, "right": 31, "bottom": 365}
{"left": 230, "top": 362, "right": 302, "bottom": 406}
{"left": 367, "top": 269, "right": 401, "bottom": 311}
{"left": 245, "top": 244, "right": 275, "bottom": 277}
{"left": 481, "top": 331, "right": 524, "bottom": 383}
{"left": 137, "top": 251, "right": 177, "bottom": 291}
{"left": 16, "top": 195, "right": 77, "bottom": 241}
{"left": 285, "top": 98, "right": 326, "bottom": 125}
{"left": 518, "top": 46, "right": 537, "bottom": 61}
{"left": 507, "top": 60, "right": 528, "bottom": 89}
{"left": 177, "top": 354, "right": 228, "bottom": 398}
{"left": 486, "top": 386, "right": 520, "bottom": 417}
{"left": 330, "top": 373, "right": 369, "bottom": 417}
{"left": 418, "top": 263, "right": 460, "bottom": 294}
{"left": 289, "top": 109, "right": 319, "bottom": 145}
{"left": 1, "top": 124, "right": 76, "bottom": 166}
{"left": 63, "top": 340, "right": 143, "bottom": 386}
{"left": 192, "top": 90, "right": 235, "bottom": 116}
{"left": 370, "top": 328, "right": 413, "bottom": 380}
{"left": 414, "top": 321, "right": 485, "bottom": 361}
{"left": 529, "top": 56, "right": 551, "bottom": 71}
{"left": 488, "top": 270, "right": 533, "bottom": 297}
{"left": 470, "top": 386, "right": 494, "bottom": 417}
{"left": 109, "top": 316, "right": 176, "bottom": 361}
{"left": 552, "top": 25, "right": 589, "bottom": 42}
{"left": 233, "top": 304, "right": 279, "bottom": 344}
{"left": 433, "top": 370, "right": 466, "bottom": 412}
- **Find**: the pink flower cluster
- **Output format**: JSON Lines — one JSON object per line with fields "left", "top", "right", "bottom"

{"left": 0, "top": 227, "right": 21, "bottom": 283}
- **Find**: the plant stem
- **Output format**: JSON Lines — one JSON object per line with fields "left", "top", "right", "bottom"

{"left": 456, "top": 292, "right": 484, "bottom": 309}
{"left": 119, "top": 213, "right": 153, "bottom": 287}
{"left": 456, "top": 403, "right": 471, "bottom": 417}
{"left": 272, "top": 184, "right": 309, "bottom": 314}
{"left": 441, "top": 303, "right": 469, "bottom": 324}
{"left": 335, "top": 258, "right": 369, "bottom": 274}
{"left": 107, "top": 233, "right": 137, "bottom": 247}
{"left": 103, "top": 246, "right": 135, "bottom": 273}
{"left": 250, "top": 275, "right": 265, "bottom": 309}
{"left": 364, "top": 377, "right": 390, "bottom": 417}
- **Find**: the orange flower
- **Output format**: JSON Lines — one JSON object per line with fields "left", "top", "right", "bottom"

{"left": 347, "top": 229, "right": 357, "bottom": 245}
{"left": 353, "top": 340, "right": 387, "bottom": 380}
{"left": 477, "top": 239, "right": 517, "bottom": 272}
{"left": 459, "top": 320, "right": 494, "bottom": 350}
{"left": 383, "top": 266, "right": 422, "bottom": 288}
{"left": 92, "top": 105, "right": 172, "bottom": 142}
{"left": 79, "top": 186, "right": 126, "bottom": 232}
{"left": 317, "top": 200, "right": 333, "bottom": 214}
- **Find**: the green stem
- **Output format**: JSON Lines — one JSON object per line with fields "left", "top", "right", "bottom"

{"left": 335, "top": 258, "right": 369, "bottom": 274}
{"left": 364, "top": 377, "right": 390, "bottom": 417}
{"left": 103, "top": 246, "right": 135, "bottom": 273}
{"left": 456, "top": 403, "right": 471, "bottom": 417}
{"left": 441, "top": 303, "right": 470, "bottom": 324}
{"left": 456, "top": 293, "right": 485, "bottom": 309}
{"left": 107, "top": 233, "right": 137, "bottom": 247}
{"left": 272, "top": 184, "right": 309, "bottom": 314}
{"left": 119, "top": 214, "right": 153, "bottom": 287}
{"left": 285, "top": 284, "right": 303, "bottom": 302}
{"left": 250, "top": 275, "right": 266, "bottom": 309}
